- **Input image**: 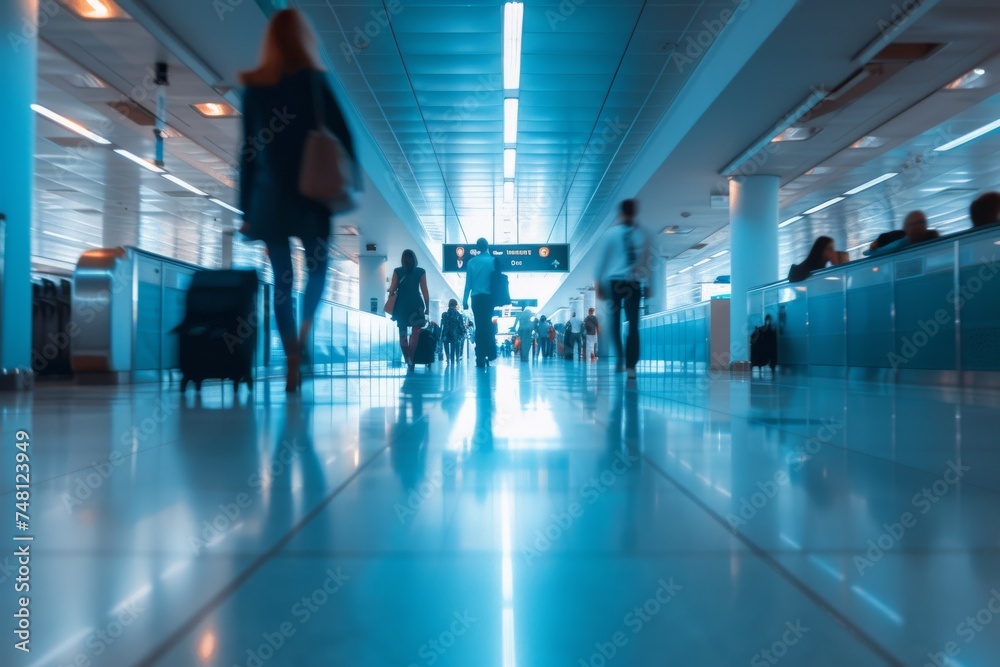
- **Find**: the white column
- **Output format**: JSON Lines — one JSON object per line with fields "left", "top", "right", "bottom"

{"left": 1, "top": 0, "right": 38, "bottom": 370}
{"left": 358, "top": 255, "right": 386, "bottom": 314}
{"left": 583, "top": 287, "right": 596, "bottom": 314}
{"left": 729, "top": 175, "right": 779, "bottom": 360}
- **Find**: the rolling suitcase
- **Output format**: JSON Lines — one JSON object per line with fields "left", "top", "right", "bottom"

{"left": 173, "top": 269, "right": 258, "bottom": 392}
{"left": 749, "top": 324, "right": 778, "bottom": 375}
{"left": 412, "top": 324, "right": 439, "bottom": 366}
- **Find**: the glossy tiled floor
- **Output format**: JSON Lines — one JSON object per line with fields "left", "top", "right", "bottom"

{"left": 2, "top": 359, "right": 1000, "bottom": 666}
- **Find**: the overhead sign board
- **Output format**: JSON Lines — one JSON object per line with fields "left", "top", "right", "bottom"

{"left": 442, "top": 244, "right": 569, "bottom": 273}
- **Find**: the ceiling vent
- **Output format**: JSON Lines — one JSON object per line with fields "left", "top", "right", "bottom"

{"left": 107, "top": 100, "right": 156, "bottom": 126}
{"left": 808, "top": 42, "right": 944, "bottom": 119}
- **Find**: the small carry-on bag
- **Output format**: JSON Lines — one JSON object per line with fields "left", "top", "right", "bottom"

{"left": 749, "top": 319, "right": 778, "bottom": 375}
{"left": 412, "top": 324, "right": 439, "bottom": 366}
{"left": 173, "top": 269, "right": 258, "bottom": 392}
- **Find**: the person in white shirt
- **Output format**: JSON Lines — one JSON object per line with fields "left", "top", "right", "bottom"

{"left": 462, "top": 238, "right": 496, "bottom": 368}
{"left": 515, "top": 309, "right": 535, "bottom": 362}
{"left": 593, "top": 199, "right": 651, "bottom": 379}
{"left": 567, "top": 312, "right": 585, "bottom": 361}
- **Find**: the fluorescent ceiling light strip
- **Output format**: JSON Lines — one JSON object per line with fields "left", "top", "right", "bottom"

{"left": 934, "top": 118, "right": 1000, "bottom": 152}
{"left": 693, "top": 258, "right": 711, "bottom": 267}
{"left": 678, "top": 266, "right": 694, "bottom": 274}
{"left": 209, "top": 198, "right": 242, "bottom": 215}
{"left": 503, "top": 181, "right": 515, "bottom": 202}
{"left": 843, "top": 172, "right": 898, "bottom": 195}
{"left": 42, "top": 230, "right": 84, "bottom": 243}
{"left": 803, "top": 197, "right": 846, "bottom": 215}
{"left": 504, "top": 149, "right": 516, "bottom": 179}
{"left": 846, "top": 242, "right": 869, "bottom": 252}
{"left": 503, "top": 98, "right": 519, "bottom": 144}
{"left": 162, "top": 174, "right": 208, "bottom": 196}
{"left": 114, "top": 148, "right": 164, "bottom": 173}
{"left": 778, "top": 215, "right": 803, "bottom": 228}
{"left": 30, "top": 103, "right": 110, "bottom": 145}
{"left": 503, "top": 3, "right": 523, "bottom": 90}
{"left": 711, "top": 250, "right": 729, "bottom": 258}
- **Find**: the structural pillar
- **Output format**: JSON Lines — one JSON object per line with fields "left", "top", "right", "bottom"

{"left": 583, "top": 287, "right": 596, "bottom": 314}
{"left": 1, "top": 0, "right": 38, "bottom": 372}
{"left": 429, "top": 298, "right": 444, "bottom": 323}
{"left": 358, "top": 254, "right": 386, "bottom": 314}
{"left": 729, "top": 175, "right": 779, "bottom": 360}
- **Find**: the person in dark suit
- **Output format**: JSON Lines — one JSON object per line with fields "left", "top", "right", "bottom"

{"left": 238, "top": 9, "right": 355, "bottom": 392}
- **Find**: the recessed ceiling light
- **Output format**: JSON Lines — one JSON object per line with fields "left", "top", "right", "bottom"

{"left": 934, "top": 118, "right": 1000, "bottom": 152}
{"left": 771, "top": 126, "right": 821, "bottom": 142}
{"left": 851, "top": 136, "right": 887, "bottom": 149}
{"left": 59, "top": 0, "right": 129, "bottom": 20}
{"left": 778, "top": 215, "right": 804, "bottom": 228}
{"left": 69, "top": 73, "right": 106, "bottom": 89}
{"left": 803, "top": 197, "right": 846, "bottom": 215}
{"left": 805, "top": 167, "right": 835, "bottom": 176}
{"left": 191, "top": 102, "right": 240, "bottom": 118}
{"left": 945, "top": 67, "right": 988, "bottom": 90}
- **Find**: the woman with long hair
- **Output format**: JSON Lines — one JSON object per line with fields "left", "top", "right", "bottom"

{"left": 238, "top": 9, "right": 355, "bottom": 392}
{"left": 788, "top": 236, "right": 846, "bottom": 282}
{"left": 388, "top": 249, "right": 430, "bottom": 372}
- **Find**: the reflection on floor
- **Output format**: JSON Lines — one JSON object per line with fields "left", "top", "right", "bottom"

{"left": 2, "top": 359, "right": 999, "bottom": 666}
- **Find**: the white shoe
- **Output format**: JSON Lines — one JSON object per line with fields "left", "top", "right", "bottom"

{"left": 626, "top": 368, "right": 637, "bottom": 379}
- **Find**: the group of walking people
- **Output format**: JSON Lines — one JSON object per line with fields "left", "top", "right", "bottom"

{"left": 238, "top": 9, "right": 655, "bottom": 388}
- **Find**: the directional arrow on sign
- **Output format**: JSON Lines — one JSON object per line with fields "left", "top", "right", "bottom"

{"left": 552, "top": 259, "right": 560, "bottom": 268}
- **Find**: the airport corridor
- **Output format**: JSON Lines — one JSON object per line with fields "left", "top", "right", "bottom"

{"left": 2, "top": 362, "right": 998, "bottom": 667}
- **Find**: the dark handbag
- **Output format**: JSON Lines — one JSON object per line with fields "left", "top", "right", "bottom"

{"left": 299, "top": 74, "right": 360, "bottom": 215}
{"left": 491, "top": 257, "right": 511, "bottom": 307}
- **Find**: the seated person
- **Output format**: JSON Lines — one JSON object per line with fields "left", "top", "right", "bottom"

{"left": 868, "top": 229, "right": 906, "bottom": 252}
{"left": 864, "top": 211, "right": 939, "bottom": 257}
{"left": 787, "top": 236, "right": 847, "bottom": 282}
{"left": 969, "top": 192, "right": 1000, "bottom": 227}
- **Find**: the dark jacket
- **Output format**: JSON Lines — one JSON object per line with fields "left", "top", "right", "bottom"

{"left": 240, "top": 69, "right": 354, "bottom": 243}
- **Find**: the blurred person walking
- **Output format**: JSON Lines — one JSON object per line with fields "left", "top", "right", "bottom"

{"left": 594, "top": 199, "right": 651, "bottom": 379}
{"left": 238, "top": 9, "right": 355, "bottom": 392}
{"left": 388, "top": 250, "right": 430, "bottom": 372}
{"left": 462, "top": 238, "right": 497, "bottom": 368}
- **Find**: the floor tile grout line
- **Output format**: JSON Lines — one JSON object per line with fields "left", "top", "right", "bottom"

{"left": 134, "top": 376, "right": 467, "bottom": 667}
{"left": 615, "top": 381, "right": 1000, "bottom": 497}
{"left": 550, "top": 378, "right": 905, "bottom": 666}
{"left": 640, "top": 453, "right": 904, "bottom": 667}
